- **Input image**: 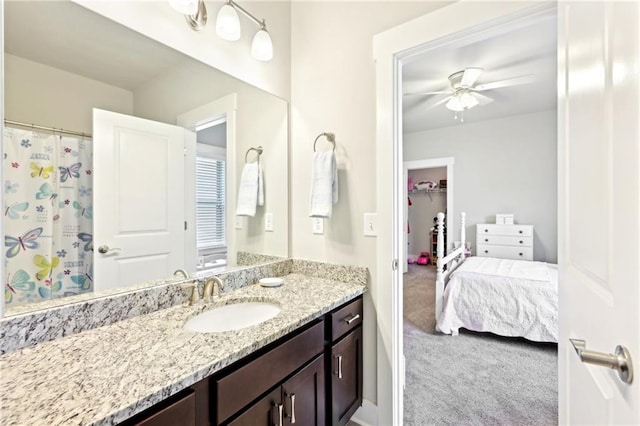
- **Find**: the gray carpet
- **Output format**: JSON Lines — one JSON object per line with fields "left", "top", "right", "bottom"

{"left": 403, "top": 264, "right": 558, "bottom": 426}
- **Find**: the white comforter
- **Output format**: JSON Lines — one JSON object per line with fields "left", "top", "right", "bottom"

{"left": 436, "top": 256, "right": 558, "bottom": 343}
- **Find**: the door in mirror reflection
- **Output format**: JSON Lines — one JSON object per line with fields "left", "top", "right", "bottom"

{"left": 93, "top": 109, "right": 194, "bottom": 290}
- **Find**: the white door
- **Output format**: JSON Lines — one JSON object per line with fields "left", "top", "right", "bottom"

{"left": 559, "top": 2, "right": 640, "bottom": 423}
{"left": 93, "top": 109, "right": 193, "bottom": 290}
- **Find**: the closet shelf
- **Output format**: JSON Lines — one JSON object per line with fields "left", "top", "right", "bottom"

{"left": 409, "top": 188, "right": 447, "bottom": 195}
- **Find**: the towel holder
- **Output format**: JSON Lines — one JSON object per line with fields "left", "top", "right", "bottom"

{"left": 245, "top": 146, "right": 263, "bottom": 163}
{"left": 313, "top": 132, "right": 336, "bottom": 152}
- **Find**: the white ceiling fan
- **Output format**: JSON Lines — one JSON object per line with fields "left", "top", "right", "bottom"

{"left": 405, "top": 67, "right": 536, "bottom": 118}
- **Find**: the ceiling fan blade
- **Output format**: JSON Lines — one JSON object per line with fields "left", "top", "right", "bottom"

{"left": 460, "top": 67, "right": 483, "bottom": 87}
{"left": 474, "top": 75, "right": 536, "bottom": 91}
{"left": 421, "top": 95, "right": 452, "bottom": 111}
{"left": 403, "top": 90, "right": 451, "bottom": 97}
{"left": 472, "top": 92, "right": 494, "bottom": 106}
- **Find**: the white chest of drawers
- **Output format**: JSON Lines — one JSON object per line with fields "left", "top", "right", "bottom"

{"left": 476, "top": 224, "right": 534, "bottom": 261}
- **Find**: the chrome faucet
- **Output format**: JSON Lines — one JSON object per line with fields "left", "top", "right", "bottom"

{"left": 203, "top": 276, "right": 225, "bottom": 303}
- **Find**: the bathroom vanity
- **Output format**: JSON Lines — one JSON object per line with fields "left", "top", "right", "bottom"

{"left": 124, "top": 296, "right": 362, "bottom": 426}
{"left": 0, "top": 260, "right": 367, "bottom": 426}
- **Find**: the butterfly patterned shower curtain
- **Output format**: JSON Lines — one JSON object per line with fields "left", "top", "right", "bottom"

{"left": 3, "top": 126, "right": 93, "bottom": 308}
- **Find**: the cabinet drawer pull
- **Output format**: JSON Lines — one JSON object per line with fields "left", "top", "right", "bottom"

{"left": 484, "top": 250, "right": 488, "bottom": 254}
{"left": 345, "top": 314, "right": 360, "bottom": 324}
{"left": 519, "top": 240, "right": 523, "bottom": 244}
{"left": 519, "top": 230, "right": 523, "bottom": 234}
{"left": 273, "top": 403, "right": 283, "bottom": 426}
{"left": 519, "top": 253, "right": 523, "bottom": 256}
{"left": 484, "top": 229, "right": 488, "bottom": 233}
{"left": 334, "top": 354, "right": 343, "bottom": 379}
{"left": 484, "top": 238, "right": 488, "bottom": 242}
{"left": 286, "top": 393, "right": 296, "bottom": 424}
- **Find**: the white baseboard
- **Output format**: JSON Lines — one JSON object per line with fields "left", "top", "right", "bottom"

{"left": 351, "top": 399, "right": 378, "bottom": 426}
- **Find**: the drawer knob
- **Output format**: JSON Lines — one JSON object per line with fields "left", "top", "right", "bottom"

{"left": 484, "top": 229, "right": 488, "bottom": 233}
{"left": 519, "top": 253, "right": 523, "bottom": 256}
{"left": 345, "top": 314, "right": 360, "bottom": 324}
{"left": 484, "top": 250, "right": 488, "bottom": 254}
{"left": 519, "top": 230, "right": 523, "bottom": 234}
{"left": 519, "top": 240, "right": 523, "bottom": 244}
{"left": 484, "top": 239, "right": 488, "bottom": 242}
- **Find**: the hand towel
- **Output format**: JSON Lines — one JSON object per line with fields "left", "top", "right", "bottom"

{"left": 309, "top": 151, "right": 338, "bottom": 218}
{"left": 236, "top": 161, "right": 264, "bottom": 216}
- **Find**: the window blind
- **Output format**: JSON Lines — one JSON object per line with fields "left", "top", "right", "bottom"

{"left": 196, "top": 156, "right": 225, "bottom": 249}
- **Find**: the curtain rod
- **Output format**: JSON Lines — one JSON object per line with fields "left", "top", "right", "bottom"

{"left": 4, "top": 119, "right": 92, "bottom": 138}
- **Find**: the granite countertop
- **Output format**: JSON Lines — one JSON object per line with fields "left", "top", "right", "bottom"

{"left": 0, "top": 273, "right": 366, "bottom": 426}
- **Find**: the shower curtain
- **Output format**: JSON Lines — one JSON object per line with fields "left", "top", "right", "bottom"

{"left": 3, "top": 126, "right": 93, "bottom": 308}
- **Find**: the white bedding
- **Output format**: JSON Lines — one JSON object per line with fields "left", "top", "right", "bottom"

{"left": 436, "top": 256, "right": 558, "bottom": 343}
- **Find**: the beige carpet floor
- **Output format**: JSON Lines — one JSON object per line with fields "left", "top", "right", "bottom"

{"left": 403, "top": 263, "right": 438, "bottom": 332}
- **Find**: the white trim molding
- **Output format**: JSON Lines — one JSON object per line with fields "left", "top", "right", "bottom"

{"left": 373, "top": 1, "right": 555, "bottom": 424}
{"left": 351, "top": 399, "right": 378, "bottom": 426}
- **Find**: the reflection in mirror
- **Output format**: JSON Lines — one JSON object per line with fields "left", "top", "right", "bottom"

{"left": 2, "top": 1, "right": 288, "bottom": 315}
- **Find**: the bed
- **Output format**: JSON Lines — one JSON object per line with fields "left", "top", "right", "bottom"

{"left": 433, "top": 212, "right": 558, "bottom": 343}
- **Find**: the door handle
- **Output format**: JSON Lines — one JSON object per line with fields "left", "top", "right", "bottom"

{"left": 334, "top": 354, "right": 343, "bottom": 379}
{"left": 285, "top": 393, "right": 296, "bottom": 424}
{"left": 273, "top": 403, "right": 283, "bottom": 426}
{"left": 570, "top": 338, "right": 633, "bottom": 384}
{"left": 97, "top": 245, "right": 121, "bottom": 254}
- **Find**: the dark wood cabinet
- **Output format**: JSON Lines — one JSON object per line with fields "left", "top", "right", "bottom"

{"left": 330, "top": 328, "right": 363, "bottom": 426}
{"left": 120, "top": 296, "right": 363, "bottom": 426}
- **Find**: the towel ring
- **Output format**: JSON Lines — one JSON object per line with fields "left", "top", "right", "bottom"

{"left": 245, "top": 146, "right": 263, "bottom": 163}
{"left": 313, "top": 132, "right": 336, "bottom": 152}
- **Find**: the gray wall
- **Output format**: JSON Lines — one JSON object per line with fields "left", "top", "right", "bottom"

{"left": 404, "top": 109, "right": 558, "bottom": 263}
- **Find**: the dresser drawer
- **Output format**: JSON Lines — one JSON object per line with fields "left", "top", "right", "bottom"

{"left": 477, "top": 244, "right": 533, "bottom": 261}
{"left": 330, "top": 297, "right": 363, "bottom": 341}
{"left": 476, "top": 224, "right": 533, "bottom": 237}
{"left": 476, "top": 235, "right": 533, "bottom": 247}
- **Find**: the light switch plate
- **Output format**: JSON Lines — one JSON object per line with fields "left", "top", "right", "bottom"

{"left": 235, "top": 216, "right": 243, "bottom": 230}
{"left": 265, "top": 212, "right": 274, "bottom": 232}
{"left": 312, "top": 217, "right": 324, "bottom": 235}
{"left": 364, "top": 213, "right": 377, "bottom": 237}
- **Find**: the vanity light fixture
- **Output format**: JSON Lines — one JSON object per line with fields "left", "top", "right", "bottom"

{"left": 169, "top": 0, "right": 273, "bottom": 62}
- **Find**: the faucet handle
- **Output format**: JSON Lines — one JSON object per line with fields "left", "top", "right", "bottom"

{"left": 180, "top": 281, "right": 200, "bottom": 305}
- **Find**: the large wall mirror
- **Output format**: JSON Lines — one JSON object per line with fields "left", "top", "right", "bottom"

{"left": 2, "top": 1, "right": 289, "bottom": 316}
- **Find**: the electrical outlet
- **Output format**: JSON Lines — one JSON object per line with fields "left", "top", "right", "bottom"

{"left": 312, "top": 217, "right": 324, "bottom": 235}
{"left": 364, "top": 213, "right": 377, "bottom": 237}
{"left": 235, "top": 216, "right": 243, "bottom": 230}
{"left": 265, "top": 212, "right": 274, "bottom": 232}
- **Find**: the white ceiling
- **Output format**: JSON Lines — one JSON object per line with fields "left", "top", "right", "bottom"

{"left": 4, "top": 1, "right": 189, "bottom": 91}
{"left": 402, "top": 12, "right": 557, "bottom": 134}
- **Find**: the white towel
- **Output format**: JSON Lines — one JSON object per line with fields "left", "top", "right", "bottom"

{"left": 309, "top": 151, "right": 338, "bottom": 218}
{"left": 236, "top": 161, "right": 264, "bottom": 216}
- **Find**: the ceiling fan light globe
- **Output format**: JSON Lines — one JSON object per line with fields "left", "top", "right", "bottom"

{"left": 445, "top": 96, "right": 464, "bottom": 112}
{"left": 460, "top": 91, "right": 479, "bottom": 109}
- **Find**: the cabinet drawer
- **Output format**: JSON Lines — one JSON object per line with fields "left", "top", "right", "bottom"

{"left": 476, "top": 235, "right": 533, "bottom": 247}
{"left": 131, "top": 391, "right": 196, "bottom": 426}
{"left": 215, "top": 321, "right": 324, "bottom": 424}
{"left": 476, "top": 224, "right": 533, "bottom": 237}
{"left": 477, "top": 244, "right": 533, "bottom": 261}
{"left": 331, "top": 297, "right": 363, "bottom": 341}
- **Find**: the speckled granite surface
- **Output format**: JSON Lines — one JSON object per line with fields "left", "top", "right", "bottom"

{"left": 0, "top": 273, "right": 366, "bottom": 426}
{"left": 0, "top": 259, "right": 293, "bottom": 354}
{"left": 291, "top": 258, "right": 368, "bottom": 285}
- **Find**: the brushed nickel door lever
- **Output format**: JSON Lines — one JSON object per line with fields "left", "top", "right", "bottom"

{"left": 570, "top": 338, "right": 633, "bottom": 384}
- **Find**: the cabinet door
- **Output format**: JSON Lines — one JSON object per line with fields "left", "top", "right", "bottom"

{"left": 228, "top": 388, "right": 282, "bottom": 426}
{"left": 331, "top": 327, "right": 363, "bottom": 426}
{"left": 282, "top": 355, "right": 325, "bottom": 426}
{"left": 131, "top": 391, "right": 196, "bottom": 426}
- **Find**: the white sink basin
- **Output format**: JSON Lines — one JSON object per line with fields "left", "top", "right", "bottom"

{"left": 184, "top": 301, "right": 281, "bottom": 333}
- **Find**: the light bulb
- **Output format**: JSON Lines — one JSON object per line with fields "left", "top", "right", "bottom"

{"left": 252, "top": 27, "right": 273, "bottom": 61}
{"left": 169, "top": 0, "right": 198, "bottom": 15}
{"left": 216, "top": 3, "right": 241, "bottom": 41}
